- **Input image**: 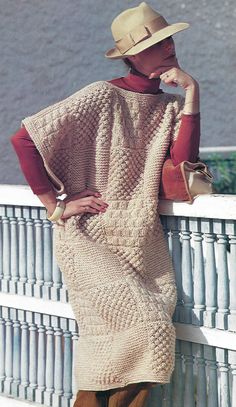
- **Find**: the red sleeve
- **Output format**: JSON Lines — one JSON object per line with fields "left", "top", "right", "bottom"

{"left": 170, "top": 112, "right": 200, "bottom": 165}
{"left": 10, "top": 127, "right": 54, "bottom": 195}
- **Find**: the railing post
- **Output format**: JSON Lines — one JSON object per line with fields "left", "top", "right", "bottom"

{"left": 202, "top": 219, "right": 217, "bottom": 328}
{"left": 204, "top": 345, "right": 218, "bottom": 407}
{"left": 215, "top": 220, "right": 229, "bottom": 330}
{"left": 44, "top": 318, "right": 54, "bottom": 406}
{"left": 71, "top": 324, "right": 79, "bottom": 400}
{"left": 193, "top": 343, "right": 207, "bottom": 407}
{"left": 34, "top": 218, "right": 44, "bottom": 299}
{"left": 35, "top": 313, "right": 46, "bottom": 404}
{"left": 4, "top": 310, "right": 13, "bottom": 394}
{"left": 19, "top": 316, "right": 29, "bottom": 399}
{"left": 0, "top": 312, "right": 5, "bottom": 393}
{"left": 164, "top": 216, "right": 182, "bottom": 323}
{"left": 51, "top": 225, "right": 63, "bottom": 302}
{"left": 12, "top": 312, "right": 21, "bottom": 397}
{"left": 191, "top": 218, "right": 205, "bottom": 326}
{"left": 179, "top": 218, "right": 193, "bottom": 324}
{"left": 27, "top": 316, "right": 38, "bottom": 401}
{"left": 162, "top": 382, "right": 172, "bottom": 407}
{"left": 25, "top": 211, "right": 35, "bottom": 297}
{"left": 9, "top": 215, "right": 18, "bottom": 294}
{"left": 182, "top": 341, "right": 195, "bottom": 407}
{"left": 18, "top": 215, "right": 27, "bottom": 296}
{"left": 217, "top": 348, "right": 230, "bottom": 407}
{"left": 227, "top": 220, "right": 236, "bottom": 331}
{"left": 62, "top": 319, "right": 73, "bottom": 407}
{"left": 172, "top": 339, "right": 184, "bottom": 407}
{"left": 0, "top": 217, "right": 3, "bottom": 283}
{"left": 52, "top": 317, "right": 63, "bottom": 407}
{"left": 228, "top": 350, "right": 236, "bottom": 407}
{"left": 2, "top": 215, "right": 10, "bottom": 293}
{"left": 43, "top": 220, "right": 53, "bottom": 300}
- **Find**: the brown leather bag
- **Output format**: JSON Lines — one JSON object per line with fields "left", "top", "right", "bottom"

{"left": 159, "top": 157, "right": 214, "bottom": 203}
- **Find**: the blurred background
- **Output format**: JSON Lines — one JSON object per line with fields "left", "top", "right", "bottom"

{"left": 1, "top": 0, "right": 236, "bottom": 186}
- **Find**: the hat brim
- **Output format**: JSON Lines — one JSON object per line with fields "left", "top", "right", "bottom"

{"left": 105, "top": 22, "right": 189, "bottom": 59}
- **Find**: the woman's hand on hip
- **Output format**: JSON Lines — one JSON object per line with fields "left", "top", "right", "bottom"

{"left": 61, "top": 189, "right": 108, "bottom": 219}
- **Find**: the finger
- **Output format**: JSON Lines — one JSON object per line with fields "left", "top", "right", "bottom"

{"left": 79, "top": 189, "right": 101, "bottom": 198}
{"left": 149, "top": 66, "right": 175, "bottom": 79}
{"left": 81, "top": 196, "right": 109, "bottom": 208}
{"left": 160, "top": 73, "right": 178, "bottom": 87}
{"left": 82, "top": 205, "right": 100, "bottom": 214}
{"left": 87, "top": 201, "right": 107, "bottom": 211}
{"left": 149, "top": 70, "right": 163, "bottom": 79}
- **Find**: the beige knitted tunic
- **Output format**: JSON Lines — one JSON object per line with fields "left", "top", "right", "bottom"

{"left": 22, "top": 80, "right": 184, "bottom": 391}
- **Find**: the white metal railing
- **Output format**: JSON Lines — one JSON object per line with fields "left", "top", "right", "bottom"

{"left": 0, "top": 185, "right": 236, "bottom": 407}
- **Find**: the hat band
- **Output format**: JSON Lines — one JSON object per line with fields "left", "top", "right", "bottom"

{"left": 115, "top": 16, "right": 169, "bottom": 54}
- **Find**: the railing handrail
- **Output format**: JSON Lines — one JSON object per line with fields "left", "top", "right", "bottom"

{"left": 1, "top": 292, "right": 236, "bottom": 351}
{"left": 199, "top": 145, "right": 236, "bottom": 154}
{"left": 1, "top": 184, "right": 236, "bottom": 220}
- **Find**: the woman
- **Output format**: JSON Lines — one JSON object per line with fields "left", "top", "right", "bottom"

{"left": 11, "top": 2, "right": 200, "bottom": 406}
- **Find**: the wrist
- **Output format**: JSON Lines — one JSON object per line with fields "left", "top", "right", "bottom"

{"left": 46, "top": 201, "right": 57, "bottom": 217}
{"left": 47, "top": 198, "right": 66, "bottom": 222}
{"left": 184, "top": 79, "right": 199, "bottom": 92}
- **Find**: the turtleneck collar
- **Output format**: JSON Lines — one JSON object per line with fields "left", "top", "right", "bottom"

{"left": 107, "top": 67, "right": 163, "bottom": 95}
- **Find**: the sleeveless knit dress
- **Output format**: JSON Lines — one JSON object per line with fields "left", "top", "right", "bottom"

{"left": 22, "top": 80, "right": 184, "bottom": 391}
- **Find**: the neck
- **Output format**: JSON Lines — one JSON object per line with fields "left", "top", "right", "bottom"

{"left": 129, "top": 66, "right": 150, "bottom": 78}
{"left": 107, "top": 65, "right": 162, "bottom": 95}
{"left": 123, "top": 66, "right": 162, "bottom": 94}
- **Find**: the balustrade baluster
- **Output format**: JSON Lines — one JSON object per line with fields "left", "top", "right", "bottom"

{"left": 9, "top": 216, "right": 18, "bottom": 294}
{"left": 215, "top": 220, "right": 229, "bottom": 330}
{"left": 43, "top": 220, "right": 53, "bottom": 300}
{"left": 165, "top": 216, "right": 182, "bottom": 323}
{"left": 51, "top": 226, "right": 63, "bottom": 302}
{"left": 160, "top": 215, "right": 168, "bottom": 242}
{"left": 25, "top": 215, "right": 35, "bottom": 297}
{"left": 202, "top": 220, "right": 217, "bottom": 328}
{"left": 146, "top": 384, "right": 162, "bottom": 407}
{"left": 217, "top": 348, "right": 230, "bottom": 407}
{"left": 0, "top": 217, "right": 3, "bottom": 282}
{"left": 34, "top": 219, "right": 44, "bottom": 298}
{"left": 27, "top": 316, "right": 38, "bottom": 401}
{"left": 52, "top": 317, "right": 63, "bottom": 407}
{"left": 227, "top": 221, "right": 236, "bottom": 331}
{"left": 191, "top": 219, "right": 205, "bottom": 326}
{"left": 44, "top": 318, "right": 54, "bottom": 406}
{"left": 0, "top": 312, "right": 5, "bottom": 392}
{"left": 35, "top": 313, "right": 46, "bottom": 404}
{"left": 61, "top": 272, "right": 69, "bottom": 303}
{"left": 12, "top": 312, "right": 21, "bottom": 397}
{"left": 179, "top": 219, "right": 193, "bottom": 324}
{"left": 2, "top": 215, "right": 10, "bottom": 292}
{"left": 182, "top": 341, "right": 195, "bottom": 407}
{"left": 4, "top": 313, "right": 13, "bottom": 394}
{"left": 62, "top": 319, "right": 73, "bottom": 406}
{"left": 204, "top": 345, "right": 218, "bottom": 407}
{"left": 19, "top": 317, "right": 29, "bottom": 399}
{"left": 172, "top": 339, "right": 184, "bottom": 407}
{"left": 71, "top": 324, "right": 79, "bottom": 399}
{"left": 193, "top": 343, "right": 207, "bottom": 407}
{"left": 228, "top": 350, "right": 236, "bottom": 407}
{"left": 18, "top": 216, "right": 27, "bottom": 295}
{"left": 162, "top": 383, "right": 171, "bottom": 407}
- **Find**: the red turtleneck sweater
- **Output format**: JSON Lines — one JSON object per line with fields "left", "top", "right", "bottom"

{"left": 11, "top": 71, "right": 200, "bottom": 195}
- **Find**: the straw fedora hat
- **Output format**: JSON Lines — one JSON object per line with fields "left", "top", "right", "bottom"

{"left": 105, "top": 2, "right": 189, "bottom": 59}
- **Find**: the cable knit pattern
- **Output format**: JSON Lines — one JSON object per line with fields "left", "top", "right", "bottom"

{"left": 22, "top": 80, "right": 184, "bottom": 391}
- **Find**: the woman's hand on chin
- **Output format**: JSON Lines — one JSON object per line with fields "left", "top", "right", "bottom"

{"left": 149, "top": 67, "right": 199, "bottom": 91}
{"left": 149, "top": 67, "right": 200, "bottom": 114}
